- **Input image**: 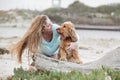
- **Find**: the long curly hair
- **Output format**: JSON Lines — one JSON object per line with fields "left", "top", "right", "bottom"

{"left": 11, "top": 15, "right": 48, "bottom": 63}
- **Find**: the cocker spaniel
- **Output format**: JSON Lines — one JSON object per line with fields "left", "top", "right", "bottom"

{"left": 56, "top": 21, "right": 82, "bottom": 64}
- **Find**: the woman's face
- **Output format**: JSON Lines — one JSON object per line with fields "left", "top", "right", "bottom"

{"left": 44, "top": 17, "right": 53, "bottom": 32}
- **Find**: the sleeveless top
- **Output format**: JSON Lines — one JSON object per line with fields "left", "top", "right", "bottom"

{"left": 39, "top": 24, "right": 60, "bottom": 56}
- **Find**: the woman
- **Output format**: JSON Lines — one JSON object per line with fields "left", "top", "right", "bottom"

{"left": 11, "top": 15, "right": 78, "bottom": 71}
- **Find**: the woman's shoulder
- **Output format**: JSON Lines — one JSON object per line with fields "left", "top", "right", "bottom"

{"left": 52, "top": 24, "right": 60, "bottom": 36}
{"left": 52, "top": 24, "right": 59, "bottom": 30}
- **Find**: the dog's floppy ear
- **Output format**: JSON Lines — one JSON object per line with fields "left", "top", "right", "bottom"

{"left": 68, "top": 26, "right": 78, "bottom": 42}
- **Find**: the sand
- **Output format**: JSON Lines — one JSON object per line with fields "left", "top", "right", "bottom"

{"left": 0, "top": 27, "right": 120, "bottom": 78}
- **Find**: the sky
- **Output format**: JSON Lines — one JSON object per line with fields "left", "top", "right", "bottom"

{"left": 0, "top": 0, "right": 120, "bottom": 11}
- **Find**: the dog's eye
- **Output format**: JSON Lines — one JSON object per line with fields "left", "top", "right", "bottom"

{"left": 63, "top": 25, "right": 66, "bottom": 28}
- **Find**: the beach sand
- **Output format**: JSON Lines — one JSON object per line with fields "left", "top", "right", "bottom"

{"left": 0, "top": 27, "right": 120, "bottom": 78}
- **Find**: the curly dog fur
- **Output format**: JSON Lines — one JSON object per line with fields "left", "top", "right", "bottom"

{"left": 57, "top": 21, "right": 82, "bottom": 64}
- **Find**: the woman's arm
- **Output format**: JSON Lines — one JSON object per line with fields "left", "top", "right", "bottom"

{"left": 66, "top": 32, "right": 79, "bottom": 51}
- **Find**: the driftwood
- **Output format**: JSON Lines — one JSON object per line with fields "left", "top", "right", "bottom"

{"left": 35, "top": 47, "right": 120, "bottom": 73}
{"left": 0, "top": 48, "right": 9, "bottom": 55}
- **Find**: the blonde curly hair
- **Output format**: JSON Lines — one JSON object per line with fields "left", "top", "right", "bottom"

{"left": 11, "top": 15, "right": 48, "bottom": 63}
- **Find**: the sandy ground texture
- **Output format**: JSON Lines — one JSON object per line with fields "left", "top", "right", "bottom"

{"left": 0, "top": 27, "right": 120, "bottom": 79}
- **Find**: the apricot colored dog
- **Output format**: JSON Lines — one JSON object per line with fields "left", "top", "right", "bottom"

{"left": 56, "top": 21, "right": 82, "bottom": 64}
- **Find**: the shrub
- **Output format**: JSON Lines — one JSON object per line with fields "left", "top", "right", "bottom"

{"left": 11, "top": 66, "right": 120, "bottom": 80}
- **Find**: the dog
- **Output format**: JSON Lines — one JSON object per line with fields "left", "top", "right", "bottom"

{"left": 56, "top": 21, "right": 82, "bottom": 64}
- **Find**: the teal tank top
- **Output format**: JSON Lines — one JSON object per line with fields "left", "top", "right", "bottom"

{"left": 39, "top": 24, "right": 60, "bottom": 56}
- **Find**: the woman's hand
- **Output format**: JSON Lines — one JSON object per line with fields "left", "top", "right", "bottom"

{"left": 27, "top": 65, "right": 38, "bottom": 72}
{"left": 66, "top": 42, "right": 78, "bottom": 51}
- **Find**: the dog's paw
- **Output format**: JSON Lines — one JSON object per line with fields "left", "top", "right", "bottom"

{"left": 68, "top": 58, "right": 83, "bottom": 64}
{"left": 76, "top": 60, "right": 83, "bottom": 64}
{"left": 59, "top": 58, "right": 67, "bottom": 61}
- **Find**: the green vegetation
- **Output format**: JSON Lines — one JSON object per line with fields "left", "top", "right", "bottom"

{"left": 9, "top": 66, "right": 120, "bottom": 80}
{"left": 96, "top": 3, "right": 120, "bottom": 14}
{"left": 0, "top": 1, "right": 120, "bottom": 26}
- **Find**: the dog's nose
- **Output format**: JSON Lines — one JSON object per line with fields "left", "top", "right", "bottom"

{"left": 56, "top": 28, "right": 60, "bottom": 33}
